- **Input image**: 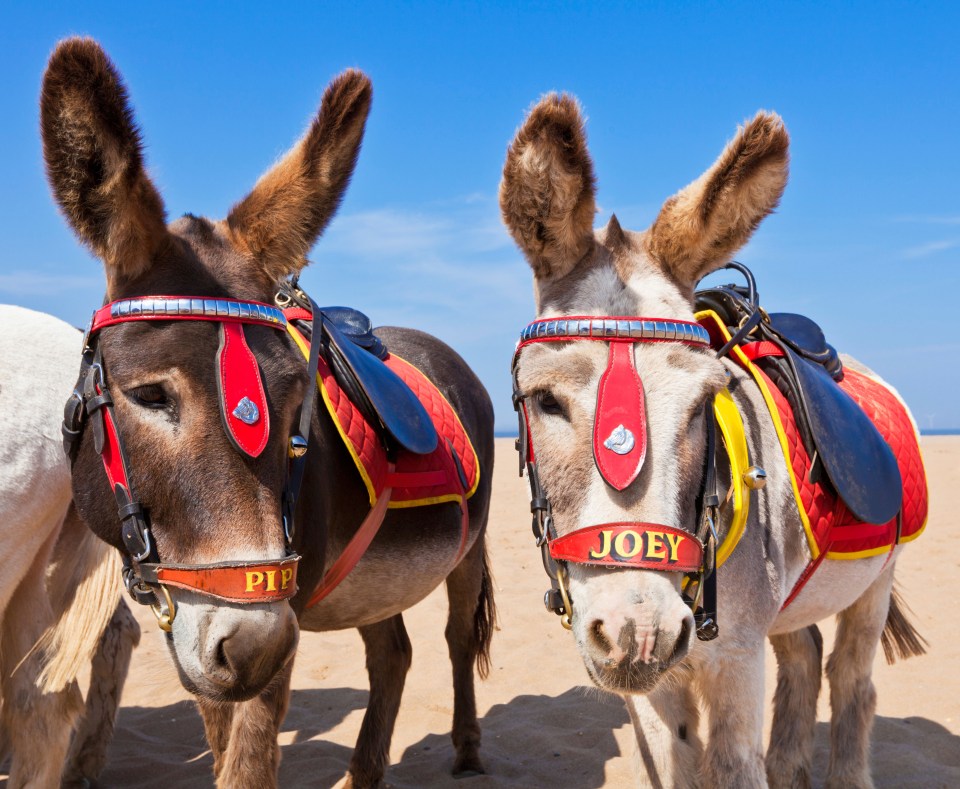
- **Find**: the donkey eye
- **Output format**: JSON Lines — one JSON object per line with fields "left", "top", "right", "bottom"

{"left": 129, "top": 384, "right": 172, "bottom": 410}
{"left": 536, "top": 391, "right": 566, "bottom": 417}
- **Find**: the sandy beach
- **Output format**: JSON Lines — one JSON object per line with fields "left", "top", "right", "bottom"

{"left": 6, "top": 436, "right": 959, "bottom": 788}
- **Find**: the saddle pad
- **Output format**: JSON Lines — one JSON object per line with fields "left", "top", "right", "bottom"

{"left": 287, "top": 325, "right": 480, "bottom": 509}
{"left": 697, "top": 310, "right": 927, "bottom": 561}
{"left": 759, "top": 366, "right": 928, "bottom": 559}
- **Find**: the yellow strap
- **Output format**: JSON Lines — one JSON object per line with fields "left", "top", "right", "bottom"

{"left": 713, "top": 387, "right": 750, "bottom": 567}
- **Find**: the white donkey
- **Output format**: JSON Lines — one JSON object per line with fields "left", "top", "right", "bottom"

{"left": 0, "top": 304, "right": 139, "bottom": 787}
{"left": 501, "top": 97, "right": 926, "bottom": 788}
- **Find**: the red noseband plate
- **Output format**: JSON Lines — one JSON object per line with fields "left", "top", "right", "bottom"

{"left": 549, "top": 523, "right": 703, "bottom": 573}
{"left": 593, "top": 341, "right": 647, "bottom": 490}
{"left": 155, "top": 556, "right": 300, "bottom": 603}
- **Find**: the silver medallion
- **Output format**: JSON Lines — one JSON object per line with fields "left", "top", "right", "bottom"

{"left": 232, "top": 396, "right": 260, "bottom": 425}
{"left": 603, "top": 424, "right": 635, "bottom": 455}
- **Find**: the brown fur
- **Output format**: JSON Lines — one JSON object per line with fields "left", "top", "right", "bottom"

{"left": 645, "top": 112, "right": 789, "bottom": 293}
{"left": 227, "top": 70, "right": 372, "bottom": 286}
{"left": 499, "top": 93, "right": 596, "bottom": 280}
{"left": 880, "top": 582, "right": 927, "bottom": 664}
{"left": 40, "top": 38, "right": 167, "bottom": 288}
{"left": 40, "top": 38, "right": 495, "bottom": 789}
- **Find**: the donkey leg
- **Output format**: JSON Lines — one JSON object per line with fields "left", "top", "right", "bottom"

{"left": 202, "top": 658, "right": 293, "bottom": 789}
{"left": 0, "top": 543, "right": 83, "bottom": 788}
{"left": 824, "top": 566, "right": 894, "bottom": 789}
{"left": 624, "top": 675, "right": 703, "bottom": 789}
{"left": 346, "top": 615, "right": 413, "bottom": 789}
{"left": 766, "top": 625, "right": 823, "bottom": 789}
{"left": 196, "top": 698, "right": 237, "bottom": 780}
{"left": 697, "top": 640, "right": 767, "bottom": 788}
{"left": 62, "top": 597, "right": 141, "bottom": 787}
{"left": 444, "top": 539, "right": 495, "bottom": 777}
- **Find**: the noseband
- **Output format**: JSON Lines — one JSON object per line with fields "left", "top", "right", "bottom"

{"left": 511, "top": 316, "right": 721, "bottom": 640}
{"left": 63, "top": 292, "right": 322, "bottom": 631}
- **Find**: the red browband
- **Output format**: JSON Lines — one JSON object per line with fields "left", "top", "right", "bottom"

{"left": 88, "top": 296, "right": 288, "bottom": 460}
{"left": 90, "top": 296, "right": 287, "bottom": 332}
{"left": 515, "top": 315, "right": 710, "bottom": 493}
{"left": 549, "top": 523, "right": 704, "bottom": 573}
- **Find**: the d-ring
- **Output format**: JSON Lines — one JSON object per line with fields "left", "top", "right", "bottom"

{"left": 555, "top": 566, "right": 574, "bottom": 631}
{"left": 150, "top": 584, "right": 177, "bottom": 633}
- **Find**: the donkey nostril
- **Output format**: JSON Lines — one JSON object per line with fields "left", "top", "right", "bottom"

{"left": 214, "top": 637, "right": 230, "bottom": 671}
{"left": 669, "top": 616, "right": 693, "bottom": 662}
{"left": 589, "top": 619, "right": 613, "bottom": 654}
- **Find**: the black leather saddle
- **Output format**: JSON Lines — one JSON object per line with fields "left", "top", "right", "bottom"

{"left": 279, "top": 285, "right": 438, "bottom": 456}
{"left": 696, "top": 263, "right": 902, "bottom": 525}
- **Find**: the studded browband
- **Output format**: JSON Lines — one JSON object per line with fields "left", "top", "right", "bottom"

{"left": 511, "top": 315, "right": 720, "bottom": 639}
{"left": 64, "top": 293, "right": 321, "bottom": 631}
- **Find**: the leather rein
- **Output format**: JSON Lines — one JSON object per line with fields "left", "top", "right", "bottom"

{"left": 511, "top": 316, "right": 723, "bottom": 641}
{"left": 62, "top": 290, "right": 322, "bottom": 632}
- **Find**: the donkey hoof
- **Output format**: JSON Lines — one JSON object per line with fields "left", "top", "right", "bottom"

{"left": 452, "top": 751, "right": 485, "bottom": 778}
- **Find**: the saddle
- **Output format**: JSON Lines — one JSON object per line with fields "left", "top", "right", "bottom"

{"left": 695, "top": 264, "right": 903, "bottom": 526}
{"left": 279, "top": 284, "right": 439, "bottom": 456}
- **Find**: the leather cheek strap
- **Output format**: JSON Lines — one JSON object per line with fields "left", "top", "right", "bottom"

{"left": 139, "top": 556, "right": 301, "bottom": 604}
{"left": 549, "top": 523, "right": 703, "bottom": 573}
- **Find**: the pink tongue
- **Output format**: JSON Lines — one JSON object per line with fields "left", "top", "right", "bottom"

{"left": 593, "top": 341, "right": 647, "bottom": 490}
{"left": 217, "top": 322, "right": 271, "bottom": 458}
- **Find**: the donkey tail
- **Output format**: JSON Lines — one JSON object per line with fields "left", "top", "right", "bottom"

{"left": 35, "top": 506, "right": 123, "bottom": 693}
{"left": 881, "top": 582, "right": 927, "bottom": 665}
{"left": 474, "top": 544, "right": 497, "bottom": 680}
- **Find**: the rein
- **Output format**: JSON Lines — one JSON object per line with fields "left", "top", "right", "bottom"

{"left": 511, "top": 315, "right": 722, "bottom": 640}
{"left": 63, "top": 292, "right": 322, "bottom": 631}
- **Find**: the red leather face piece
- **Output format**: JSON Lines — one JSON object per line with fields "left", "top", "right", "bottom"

{"left": 156, "top": 556, "right": 299, "bottom": 603}
{"left": 549, "top": 523, "right": 703, "bottom": 573}
{"left": 593, "top": 340, "right": 647, "bottom": 490}
{"left": 217, "top": 323, "right": 270, "bottom": 458}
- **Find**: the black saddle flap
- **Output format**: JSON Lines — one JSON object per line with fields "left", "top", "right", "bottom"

{"left": 321, "top": 316, "right": 439, "bottom": 456}
{"left": 786, "top": 347, "right": 902, "bottom": 525}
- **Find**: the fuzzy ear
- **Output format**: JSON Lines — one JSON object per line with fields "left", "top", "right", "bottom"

{"left": 500, "top": 93, "right": 596, "bottom": 280}
{"left": 41, "top": 38, "right": 168, "bottom": 287}
{"left": 645, "top": 111, "right": 789, "bottom": 291}
{"left": 227, "top": 70, "right": 372, "bottom": 282}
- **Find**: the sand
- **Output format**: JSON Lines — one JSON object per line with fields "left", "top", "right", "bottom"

{"left": 6, "top": 437, "right": 960, "bottom": 787}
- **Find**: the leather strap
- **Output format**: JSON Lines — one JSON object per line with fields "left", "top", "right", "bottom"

{"left": 142, "top": 556, "right": 300, "bottom": 603}
{"left": 593, "top": 340, "right": 647, "bottom": 490}
{"left": 549, "top": 523, "right": 704, "bottom": 573}
{"left": 306, "top": 465, "right": 396, "bottom": 607}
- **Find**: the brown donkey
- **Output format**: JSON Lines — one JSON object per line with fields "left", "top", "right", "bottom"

{"left": 41, "top": 38, "right": 495, "bottom": 788}
{"left": 501, "top": 96, "right": 925, "bottom": 788}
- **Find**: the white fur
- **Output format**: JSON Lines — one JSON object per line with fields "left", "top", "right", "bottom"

{"left": 0, "top": 305, "right": 125, "bottom": 786}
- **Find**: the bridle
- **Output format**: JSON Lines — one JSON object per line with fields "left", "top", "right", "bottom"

{"left": 62, "top": 289, "right": 322, "bottom": 632}
{"left": 511, "top": 315, "right": 722, "bottom": 641}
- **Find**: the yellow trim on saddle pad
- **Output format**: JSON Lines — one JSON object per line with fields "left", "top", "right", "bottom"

{"left": 695, "top": 309, "right": 822, "bottom": 561}
{"left": 286, "top": 324, "right": 480, "bottom": 510}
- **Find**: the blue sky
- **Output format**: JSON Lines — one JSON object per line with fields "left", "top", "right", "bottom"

{"left": 2, "top": 2, "right": 957, "bottom": 431}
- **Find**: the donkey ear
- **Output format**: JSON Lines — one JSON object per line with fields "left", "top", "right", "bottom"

{"left": 227, "top": 70, "right": 372, "bottom": 283}
{"left": 645, "top": 111, "right": 789, "bottom": 291}
{"left": 500, "top": 94, "right": 596, "bottom": 281}
{"left": 41, "top": 38, "right": 167, "bottom": 287}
